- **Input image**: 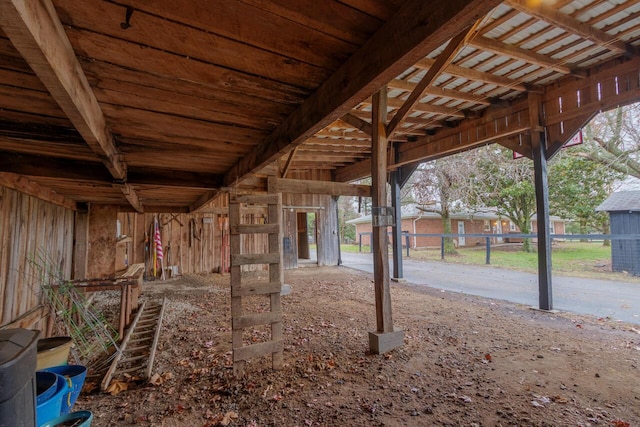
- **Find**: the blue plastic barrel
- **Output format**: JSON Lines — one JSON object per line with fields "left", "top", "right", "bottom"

{"left": 41, "top": 365, "right": 87, "bottom": 414}
{"left": 39, "top": 410, "right": 93, "bottom": 427}
{"left": 35, "top": 374, "right": 68, "bottom": 426}
{"left": 35, "top": 371, "right": 58, "bottom": 405}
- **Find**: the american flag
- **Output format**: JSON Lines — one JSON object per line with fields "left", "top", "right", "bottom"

{"left": 154, "top": 216, "right": 163, "bottom": 262}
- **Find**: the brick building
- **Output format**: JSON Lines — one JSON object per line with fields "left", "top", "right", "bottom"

{"left": 348, "top": 206, "right": 565, "bottom": 248}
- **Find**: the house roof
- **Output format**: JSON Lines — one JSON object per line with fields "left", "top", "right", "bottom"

{"left": 346, "top": 205, "right": 564, "bottom": 224}
{"left": 596, "top": 191, "right": 640, "bottom": 212}
{"left": 1, "top": 1, "right": 639, "bottom": 213}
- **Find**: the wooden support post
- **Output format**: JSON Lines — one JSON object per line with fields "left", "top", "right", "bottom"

{"left": 73, "top": 210, "right": 89, "bottom": 280}
{"left": 390, "top": 147, "right": 404, "bottom": 281}
{"left": 369, "top": 88, "right": 403, "bottom": 353}
{"left": 529, "top": 93, "right": 553, "bottom": 311}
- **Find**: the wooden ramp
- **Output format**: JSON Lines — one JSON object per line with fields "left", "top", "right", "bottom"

{"left": 101, "top": 298, "right": 166, "bottom": 391}
{"left": 230, "top": 193, "right": 284, "bottom": 376}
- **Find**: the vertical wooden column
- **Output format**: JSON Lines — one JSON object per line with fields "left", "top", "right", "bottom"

{"left": 229, "top": 194, "right": 284, "bottom": 376}
{"left": 87, "top": 204, "right": 117, "bottom": 278}
{"left": 390, "top": 147, "right": 404, "bottom": 281}
{"left": 369, "top": 88, "right": 404, "bottom": 353}
{"left": 73, "top": 209, "right": 89, "bottom": 279}
{"left": 529, "top": 92, "right": 553, "bottom": 311}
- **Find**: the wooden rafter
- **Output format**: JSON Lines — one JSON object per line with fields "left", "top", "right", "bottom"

{"left": 507, "top": 0, "right": 640, "bottom": 58}
{"left": 218, "top": 0, "right": 503, "bottom": 195}
{"left": 360, "top": 97, "right": 467, "bottom": 118}
{"left": 340, "top": 113, "right": 373, "bottom": 136}
{"left": 387, "top": 20, "right": 484, "bottom": 137}
{"left": 388, "top": 80, "right": 492, "bottom": 105}
{"left": 116, "top": 183, "right": 143, "bottom": 213}
{"left": 281, "top": 146, "right": 299, "bottom": 178}
{"left": 469, "top": 36, "right": 583, "bottom": 76}
{"left": 267, "top": 177, "right": 371, "bottom": 197}
{"left": 334, "top": 98, "right": 531, "bottom": 183}
{"left": 0, "top": 0, "right": 144, "bottom": 211}
{"left": 413, "top": 57, "right": 531, "bottom": 92}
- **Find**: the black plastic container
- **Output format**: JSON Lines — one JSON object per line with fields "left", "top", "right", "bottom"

{"left": 0, "top": 328, "right": 39, "bottom": 427}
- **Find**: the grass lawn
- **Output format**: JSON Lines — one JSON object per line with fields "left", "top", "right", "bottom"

{"left": 341, "top": 241, "right": 640, "bottom": 282}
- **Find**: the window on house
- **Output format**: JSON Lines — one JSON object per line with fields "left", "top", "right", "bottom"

{"left": 510, "top": 221, "right": 516, "bottom": 231}
{"left": 484, "top": 220, "right": 490, "bottom": 231}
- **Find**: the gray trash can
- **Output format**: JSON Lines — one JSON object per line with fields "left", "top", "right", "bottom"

{"left": 0, "top": 328, "right": 39, "bottom": 427}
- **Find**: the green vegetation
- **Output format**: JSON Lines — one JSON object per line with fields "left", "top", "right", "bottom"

{"left": 341, "top": 241, "right": 640, "bottom": 282}
{"left": 341, "top": 244, "right": 369, "bottom": 253}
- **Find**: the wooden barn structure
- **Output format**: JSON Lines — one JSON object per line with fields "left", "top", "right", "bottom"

{"left": 1, "top": 0, "right": 640, "bottom": 364}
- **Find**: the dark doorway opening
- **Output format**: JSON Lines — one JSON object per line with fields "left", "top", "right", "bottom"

{"left": 297, "top": 212, "right": 317, "bottom": 266}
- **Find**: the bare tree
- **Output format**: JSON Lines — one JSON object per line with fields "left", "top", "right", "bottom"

{"left": 412, "top": 151, "right": 478, "bottom": 254}
{"left": 469, "top": 147, "right": 537, "bottom": 252}
{"left": 579, "top": 104, "right": 640, "bottom": 179}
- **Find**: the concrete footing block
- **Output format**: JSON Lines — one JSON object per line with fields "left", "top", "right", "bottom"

{"left": 280, "top": 284, "right": 292, "bottom": 296}
{"left": 368, "top": 330, "right": 405, "bottom": 354}
{"left": 529, "top": 306, "right": 559, "bottom": 313}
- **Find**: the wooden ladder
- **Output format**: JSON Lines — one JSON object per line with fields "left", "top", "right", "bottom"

{"left": 229, "top": 193, "right": 283, "bottom": 376}
{"left": 101, "top": 297, "right": 166, "bottom": 391}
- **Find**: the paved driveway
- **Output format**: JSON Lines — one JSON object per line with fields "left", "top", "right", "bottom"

{"left": 340, "top": 252, "right": 640, "bottom": 325}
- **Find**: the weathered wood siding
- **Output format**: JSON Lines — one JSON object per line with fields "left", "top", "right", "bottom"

{"left": 0, "top": 186, "right": 74, "bottom": 330}
{"left": 117, "top": 211, "right": 224, "bottom": 276}
{"left": 281, "top": 170, "right": 340, "bottom": 269}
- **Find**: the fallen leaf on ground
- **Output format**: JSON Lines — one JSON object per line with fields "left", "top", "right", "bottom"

{"left": 220, "top": 411, "right": 238, "bottom": 426}
{"left": 551, "top": 395, "right": 568, "bottom": 404}
{"left": 106, "top": 380, "right": 128, "bottom": 396}
{"left": 149, "top": 373, "right": 162, "bottom": 385}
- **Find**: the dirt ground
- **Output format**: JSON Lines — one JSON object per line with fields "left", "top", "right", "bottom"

{"left": 76, "top": 266, "right": 640, "bottom": 426}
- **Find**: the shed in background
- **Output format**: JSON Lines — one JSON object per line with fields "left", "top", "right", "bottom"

{"left": 596, "top": 191, "right": 640, "bottom": 276}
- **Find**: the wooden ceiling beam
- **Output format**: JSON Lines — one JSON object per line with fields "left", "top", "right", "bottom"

{"left": 0, "top": 171, "right": 77, "bottom": 211}
{"left": 0, "top": 0, "right": 148, "bottom": 212}
{"left": 268, "top": 177, "right": 371, "bottom": 197}
{"left": 387, "top": 20, "right": 483, "bottom": 136}
{"left": 0, "top": 151, "right": 223, "bottom": 189}
{"left": 218, "top": 0, "right": 503, "bottom": 203}
{"left": 0, "top": 0, "right": 126, "bottom": 180}
{"left": 115, "top": 183, "right": 143, "bottom": 213}
{"left": 303, "top": 137, "right": 370, "bottom": 147}
{"left": 507, "top": 0, "right": 639, "bottom": 58}
{"left": 334, "top": 99, "right": 531, "bottom": 182}
{"left": 315, "top": 128, "right": 370, "bottom": 139}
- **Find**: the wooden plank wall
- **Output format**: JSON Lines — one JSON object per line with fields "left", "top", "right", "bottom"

{"left": 118, "top": 210, "right": 224, "bottom": 277}
{"left": 116, "top": 171, "right": 340, "bottom": 276}
{"left": 0, "top": 186, "right": 74, "bottom": 330}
